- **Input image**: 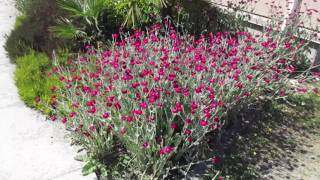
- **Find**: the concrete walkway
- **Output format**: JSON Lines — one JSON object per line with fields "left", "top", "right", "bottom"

{"left": 0, "top": 0, "right": 95, "bottom": 179}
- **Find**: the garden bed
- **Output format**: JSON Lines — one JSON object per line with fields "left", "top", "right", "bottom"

{"left": 4, "top": 0, "right": 320, "bottom": 179}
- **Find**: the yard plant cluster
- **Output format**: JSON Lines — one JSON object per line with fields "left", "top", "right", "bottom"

{"left": 5, "top": 0, "right": 320, "bottom": 179}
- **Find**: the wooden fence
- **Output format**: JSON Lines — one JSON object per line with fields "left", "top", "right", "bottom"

{"left": 210, "top": 0, "right": 320, "bottom": 64}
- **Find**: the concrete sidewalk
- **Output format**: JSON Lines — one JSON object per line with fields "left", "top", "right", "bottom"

{"left": 0, "top": 0, "right": 95, "bottom": 179}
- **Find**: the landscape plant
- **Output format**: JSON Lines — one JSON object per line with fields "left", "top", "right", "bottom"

{"left": 15, "top": 52, "right": 61, "bottom": 113}
{"left": 49, "top": 0, "right": 161, "bottom": 45}
{"left": 7, "top": 0, "right": 320, "bottom": 179}
{"left": 50, "top": 0, "right": 247, "bottom": 46}
{"left": 48, "top": 20, "right": 319, "bottom": 179}
{"left": 5, "top": 0, "right": 66, "bottom": 62}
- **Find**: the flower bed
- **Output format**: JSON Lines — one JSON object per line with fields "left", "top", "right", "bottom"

{"left": 48, "top": 23, "right": 319, "bottom": 179}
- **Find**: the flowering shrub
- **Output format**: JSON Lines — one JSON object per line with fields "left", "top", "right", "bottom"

{"left": 48, "top": 22, "right": 318, "bottom": 179}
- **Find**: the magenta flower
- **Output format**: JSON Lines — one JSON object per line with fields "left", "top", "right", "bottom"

{"left": 139, "top": 102, "right": 148, "bottom": 109}
{"left": 87, "top": 107, "right": 96, "bottom": 114}
{"left": 102, "top": 112, "right": 110, "bottom": 119}
{"left": 61, "top": 117, "right": 67, "bottom": 124}
{"left": 191, "top": 102, "right": 198, "bottom": 110}
{"left": 69, "top": 112, "right": 76, "bottom": 118}
{"left": 199, "top": 120, "right": 208, "bottom": 127}
{"left": 50, "top": 115, "right": 57, "bottom": 122}
{"left": 142, "top": 142, "right": 149, "bottom": 149}
{"left": 159, "top": 146, "right": 175, "bottom": 155}
{"left": 170, "top": 122, "right": 177, "bottom": 129}
{"left": 212, "top": 156, "right": 221, "bottom": 164}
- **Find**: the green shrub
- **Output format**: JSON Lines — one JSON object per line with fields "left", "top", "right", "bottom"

{"left": 5, "top": 0, "right": 67, "bottom": 63}
{"left": 4, "top": 29, "right": 30, "bottom": 62}
{"left": 4, "top": 15, "right": 29, "bottom": 62}
{"left": 14, "top": 15, "right": 26, "bottom": 28}
{"left": 15, "top": 52, "right": 60, "bottom": 113}
{"left": 15, "top": 0, "right": 34, "bottom": 14}
{"left": 51, "top": 0, "right": 126, "bottom": 45}
{"left": 51, "top": 0, "right": 246, "bottom": 47}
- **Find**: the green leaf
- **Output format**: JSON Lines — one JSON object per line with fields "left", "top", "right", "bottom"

{"left": 82, "top": 161, "right": 97, "bottom": 176}
{"left": 57, "top": 0, "right": 107, "bottom": 19}
{"left": 57, "top": 0, "right": 85, "bottom": 17}
{"left": 49, "top": 25, "right": 87, "bottom": 39}
{"left": 100, "top": 167, "right": 108, "bottom": 177}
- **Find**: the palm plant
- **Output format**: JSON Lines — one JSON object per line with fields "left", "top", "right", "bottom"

{"left": 50, "top": 0, "right": 245, "bottom": 45}
{"left": 50, "top": 0, "right": 108, "bottom": 42}
{"left": 50, "top": 0, "right": 165, "bottom": 44}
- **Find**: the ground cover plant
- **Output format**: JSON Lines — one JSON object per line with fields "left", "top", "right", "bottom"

{"left": 14, "top": 52, "right": 61, "bottom": 113}
{"left": 47, "top": 20, "right": 319, "bottom": 179}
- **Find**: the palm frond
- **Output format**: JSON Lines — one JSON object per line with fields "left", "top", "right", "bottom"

{"left": 86, "top": 0, "right": 107, "bottom": 18}
{"left": 57, "top": 0, "right": 85, "bottom": 17}
{"left": 49, "top": 24, "right": 87, "bottom": 39}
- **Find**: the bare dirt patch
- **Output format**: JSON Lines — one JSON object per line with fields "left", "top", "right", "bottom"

{"left": 217, "top": 95, "right": 320, "bottom": 180}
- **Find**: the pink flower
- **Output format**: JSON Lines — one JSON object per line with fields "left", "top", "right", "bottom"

{"left": 69, "top": 111, "right": 76, "bottom": 118}
{"left": 185, "top": 118, "right": 192, "bottom": 125}
{"left": 50, "top": 115, "right": 57, "bottom": 122}
{"left": 168, "top": 74, "right": 176, "bottom": 81}
{"left": 182, "top": 88, "right": 189, "bottom": 97}
{"left": 82, "top": 86, "right": 91, "bottom": 93}
{"left": 184, "top": 129, "right": 192, "bottom": 135}
{"left": 87, "top": 107, "right": 96, "bottom": 114}
{"left": 50, "top": 86, "right": 57, "bottom": 92}
{"left": 114, "top": 102, "right": 122, "bottom": 110}
{"left": 102, "top": 112, "right": 110, "bottom": 119}
{"left": 170, "top": 122, "right": 177, "bottom": 129}
{"left": 90, "top": 89, "right": 98, "bottom": 96}
{"left": 120, "top": 127, "right": 127, "bottom": 135}
{"left": 59, "top": 76, "right": 65, "bottom": 82}
{"left": 312, "top": 88, "right": 319, "bottom": 94}
{"left": 159, "top": 146, "right": 175, "bottom": 155}
{"left": 143, "top": 141, "right": 149, "bottom": 149}
{"left": 191, "top": 102, "right": 198, "bottom": 110}
{"left": 131, "top": 82, "right": 140, "bottom": 88}
{"left": 61, "top": 117, "right": 67, "bottom": 124}
{"left": 212, "top": 156, "right": 221, "bottom": 164}
{"left": 246, "top": 74, "right": 253, "bottom": 80}
{"left": 140, "top": 102, "right": 148, "bottom": 109}
{"left": 89, "top": 124, "right": 96, "bottom": 131}
{"left": 132, "top": 109, "right": 143, "bottom": 116}
{"left": 86, "top": 99, "right": 96, "bottom": 106}
{"left": 172, "top": 102, "right": 183, "bottom": 113}
{"left": 195, "top": 64, "right": 204, "bottom": 72}
{"left": 112, "top": 33, "right": 119, "bottom": 39}
{"left": 187, "top": 137, "right": 192, "bottom": 143}
{"left": 170, "top": 32, "right": 177, "bottom": 39}
{"left": 214, "top": 117, "right": 219, "bottom": 123}
{"left": 199, "top": 120, "right": 208, "bottom": 127}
